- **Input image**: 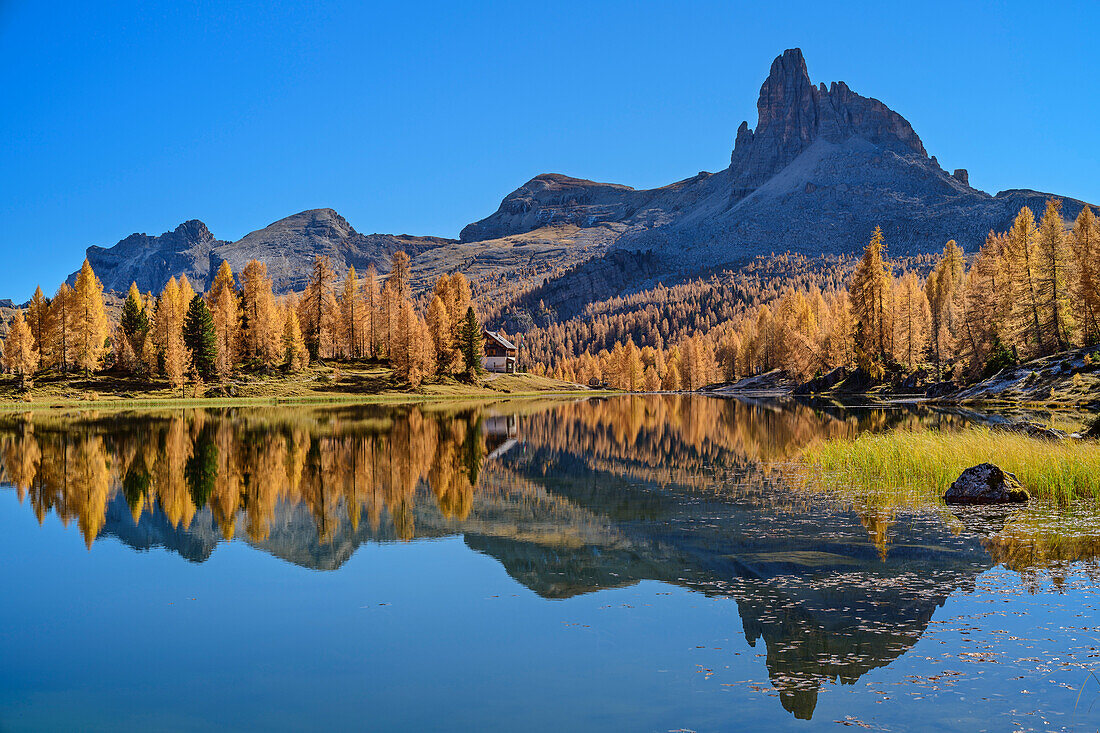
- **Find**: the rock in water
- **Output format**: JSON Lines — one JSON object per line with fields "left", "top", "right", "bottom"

{"left": 944, "top": 463, "right": 1029, "bottom": 504}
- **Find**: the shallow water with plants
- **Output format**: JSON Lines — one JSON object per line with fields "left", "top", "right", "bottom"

{"left": 1, "top": 396, "right": 1099, "bottom": 732}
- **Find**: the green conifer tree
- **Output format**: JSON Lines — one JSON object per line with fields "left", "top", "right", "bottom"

{"left": 458, "top": 307, "right": 483, "bottom": 374}
{"left": 183, "top": 295, "right": 218, "bottom": 379}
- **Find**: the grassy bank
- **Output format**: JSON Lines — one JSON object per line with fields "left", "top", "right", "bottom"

{"left": 0, "top": 363, "right": 599, "bottom": 412}
{"left": 801, "top": 426, "right": 1100, "bottom": 504}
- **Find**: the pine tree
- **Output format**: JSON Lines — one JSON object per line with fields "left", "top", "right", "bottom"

{"left": 71, "top": 259, "right": 109, "bottom": 374}
{"left": 183, "top": 295, "right": 218, "bottom": 379}
{"left": 849, "top": 227, "right": 893, "bottom": 367}
{"left": 457, "top": 307, "right": 483, "bottom": 374}
{"left": 1072, "top": 206, "right": 1100, "bottom": 346}
{"left": 3, "top": 311, "right": 39, "bottom": 388}
{"left": 119, "top": 283, "right": 150, "bottom": 374}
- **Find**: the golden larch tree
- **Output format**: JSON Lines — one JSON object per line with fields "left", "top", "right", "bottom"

{"left": 1035, "top": 199, "right": 1074, "bottom": 351}
{"left": 390, "top": 300, "right": 434, "bottom": 387}
{"left": 299, "top": 255, "right": 339, "bottom": 360}
{"left": 25, "top": 286, "right": 52, "bottom": 364}
{"left": 206, "top": 262, "right": 241, "bottom": 379}
{"left": 363, "top": 264, "right": 382, "bottom": 359}
{"left": 1072, "top": 206, "right": 1100, "bottom": 346}
{"left": 338, "top": 266, "right": 364, "bottom": 358}
{"left": 151, "top": 277, "right": 184, "bottom": 373}
{"left": 1003, "top": 206, "right": 1046, "bottom": 356}
{"left": 925, "top": 240, "right": 965, "bottom": 377}
{"left": 425, "top": 294, "right": 455, "bottom": 373}
{"left": 49, "top": 282, "right": 75, "bottom": 372}
{"left": 892, "top": 270, "right": 931, "bottom": 369}
{"left": 282, "top": 306, "right": 309, "bottom": 372}
{"left": 71, "top": 259, "right": 109, "bottom": 374}
{"left": 849, "top": 227, "right": 893, "bottom": 367}
{"left": 3, "top": 311, "right": 40, "bottom": 388}
{"left": 240, "top": 260, "right": 282, "bottom": 367}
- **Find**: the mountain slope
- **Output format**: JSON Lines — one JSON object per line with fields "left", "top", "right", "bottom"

{"left": 69, "top": 219, "right": 225, "bottom": 293}
{"left": 462, "top": 48, "right": 1091, "bottom": 267}
{"left": 76, "top": 209, "right": 453, "bottom": 293}
{"left": 67, "top": 48, "right": 1091, "bottom": 301}
{"left": 210, "top": 208, "right": 449, "bottom": 292}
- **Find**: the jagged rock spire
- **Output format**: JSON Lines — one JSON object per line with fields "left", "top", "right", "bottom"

{"left": 729, "top": 48, "right": 927, "bottom": 198}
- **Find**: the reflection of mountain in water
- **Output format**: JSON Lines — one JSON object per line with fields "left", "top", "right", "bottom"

{"left": 101, "top": 492, "right": 220, "bottom": 562}
{"left": 0, "top": 397, "right": 1089, "bottom": 720}
{"left": 476, "top": 448, "right": 992, "bottom": 719}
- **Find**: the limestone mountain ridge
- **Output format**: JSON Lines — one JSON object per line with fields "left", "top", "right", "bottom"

{"left": 66, "top": 48, "right": 1091, "bottom": 302}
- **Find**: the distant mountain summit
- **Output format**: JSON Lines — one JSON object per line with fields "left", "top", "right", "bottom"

{"left": 70, "top": 219, "right": 224, "bottom": 293}
{"left": 68, "top": 48, "right": 1092, "bottom": 297}
{"left": 76, "top": 209, "right": 451, "bottom": 293}
{"left": 728, "top": 48, "right": 927, "bottom": 197}
{"left": 461, "top": 48, "right": 1090, "bottom": 264}
{"left": 209, "top": 208, "right": 447, "bottom": 292}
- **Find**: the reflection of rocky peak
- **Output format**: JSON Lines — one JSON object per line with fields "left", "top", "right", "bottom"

{"left": 99, "top": 493, "right": 220, "bottom": 562}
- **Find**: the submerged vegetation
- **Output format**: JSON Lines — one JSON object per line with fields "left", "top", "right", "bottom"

{"left": 801, "top": 425, "right": 1100, "bottom": 504}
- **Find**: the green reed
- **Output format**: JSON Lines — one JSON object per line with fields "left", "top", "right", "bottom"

{"left": 801, "top": 426, "right": 1100, "bottom": 504}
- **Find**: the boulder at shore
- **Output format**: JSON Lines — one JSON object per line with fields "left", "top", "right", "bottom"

{"left": 943, "top": 463, "right": 1030, "bottom": 504}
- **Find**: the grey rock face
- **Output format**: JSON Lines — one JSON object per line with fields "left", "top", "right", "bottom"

{"left": 65, "top": 48, "right": 1095, "bottom": 301}
{"left": 74, "top": 219, "right": 224, "bottom": 293}
{"left": 212, "top": 208, "right": 449, "bottom": 292}
{"left": 72, "top": 209, "right": 453, "bottom": 294}
{"left": 728, "top": 48, "right": 925, "bottom": 198}
{"left": 461, "top": 48, "right": 1092, "bottom": 266}
{"left": 944, "top": 463, "right": 1029, "bottom": 504}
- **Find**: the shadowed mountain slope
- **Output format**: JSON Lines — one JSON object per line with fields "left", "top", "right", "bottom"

{"left": 462, "top": 49, "right": 1091, "bottom": 269}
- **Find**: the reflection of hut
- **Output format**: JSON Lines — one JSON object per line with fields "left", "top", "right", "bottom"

{"left": 484, "top": 414, "right": 517, "bottom": 438}
{"left": 484, "top": 414, "right": 519, "bottom": 459}
{"left": 483, "top": 330, "right": 518, "bottom": 373}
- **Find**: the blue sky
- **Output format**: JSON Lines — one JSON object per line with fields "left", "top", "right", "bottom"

{"left": 1, "top": 0, "right": 1097, "bottom": 300}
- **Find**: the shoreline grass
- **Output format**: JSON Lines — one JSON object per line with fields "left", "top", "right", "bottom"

{"left": 0, "top": 365, "right": 613, "bottom": 413}
{"left": 801, "top": 425, "right": 1100, "bottom": 505}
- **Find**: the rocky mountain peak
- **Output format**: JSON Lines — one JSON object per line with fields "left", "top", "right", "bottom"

{"left": 729, "top": 48, "right": 927, "bottom": 198}
{"left": 171, "top": 219, "right": 217, "bottom": 243}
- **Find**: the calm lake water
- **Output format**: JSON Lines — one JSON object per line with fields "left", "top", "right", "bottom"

{"left": 1, "top": 396, "right": 1099, "bottom": 732}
